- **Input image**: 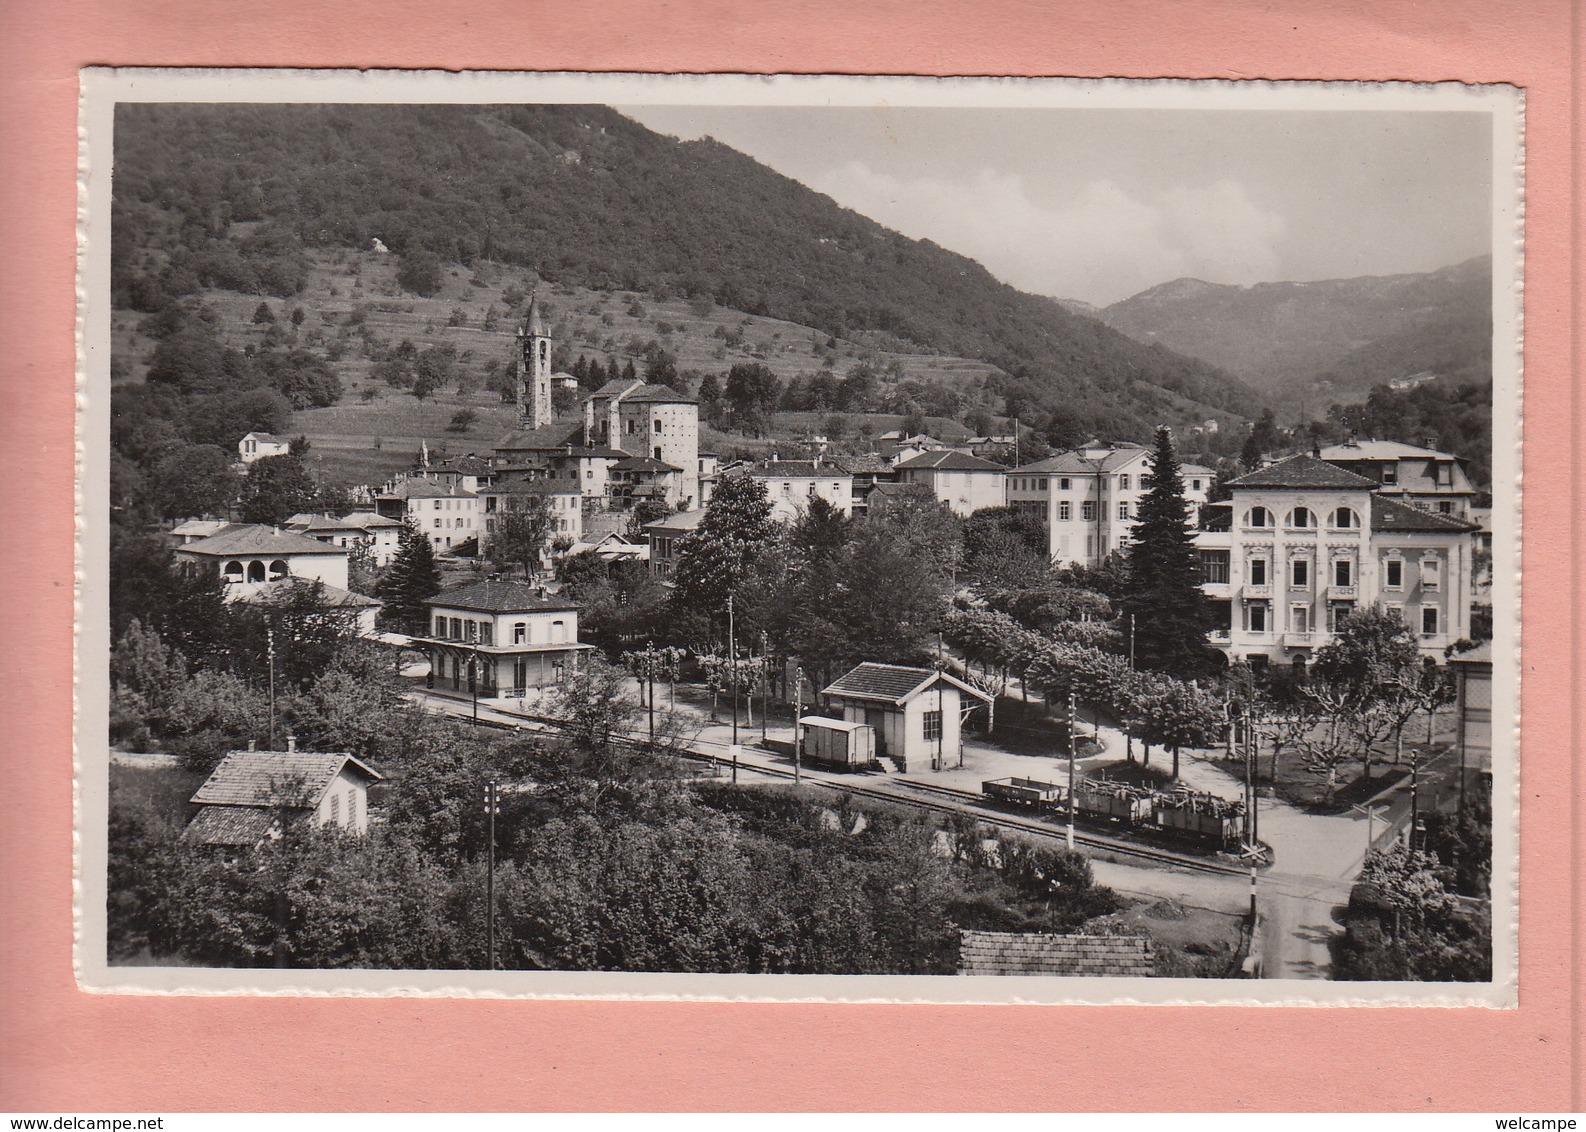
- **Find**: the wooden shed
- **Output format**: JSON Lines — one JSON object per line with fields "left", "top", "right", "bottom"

{"left": 821, "top": 662, "right": 992, "bottom": 772}
{"left": 798, "top": 716, "right": 877, "bottom": 770}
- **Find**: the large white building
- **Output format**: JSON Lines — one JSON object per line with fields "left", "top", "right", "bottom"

{"left": 1006, "top": 441, "right": 1213, "bottom": 567}
{"left": 418, "top": 580, "right": 594, "bottom": 700}
{"left": 893, "top": 449, "right": 1008, "bottom": 517}
{"left": 745, "top": 460, "right": 855, "bottom": 522}
{"left": 1195, "top": 454, "right": 1478, "bottom": 669}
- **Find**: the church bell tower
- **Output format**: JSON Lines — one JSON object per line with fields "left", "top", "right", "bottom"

{"left": 515, "top": 292, "right": 553, "bottom": 430}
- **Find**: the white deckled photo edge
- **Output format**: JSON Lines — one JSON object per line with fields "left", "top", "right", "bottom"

{"left": 75, "top": 68, "right": 1522, "bottom": 1004}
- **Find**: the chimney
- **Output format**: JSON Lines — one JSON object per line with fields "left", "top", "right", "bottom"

{"left": 1424, "top": 435, "right": 1440, "bottom": 451}
{"left": 1311, "top": 440, "right": 1322, "bottom": 458}
{"left": 286, "top": 735, "right": 296, "bottom": 753}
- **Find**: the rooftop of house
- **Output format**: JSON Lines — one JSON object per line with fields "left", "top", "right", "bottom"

{"left": 426, "top": 580, "right": 583, "bottom": 614}
{"left": 867, "top": 481, "right": 935, "bottom": 499}
{"left": 747, "top": 460, "right": 853, "bottom": 479}
{"left": 380, "top": 479, "right": 478, "bottom": 500}
{"left": 241, "top": 432, "right": 286, "bottom": 443}
{"left": 486, "top": 475, "right": 579, "bottom": 496}
{"left": 827, "top": 454, "right": 895, "bottom": 475}
{"left": 234, "top": 579, "right": 383, "bottom": 610}
{"left": 1320, "top": 438, "right": 1461, "bottom": 461}
{"left": 610, "top": 456, "right": 682, "bottom": 473}
{"left": 586, "top": 378, "right": 699, "bottom": 405}
{"left": 643, "top": 508, "right": 708, "bottom": 534}
{"left": 340, "top": 511, "right": 405, "bottom": 529}
{"left": 1013, "top": 442, "right": 1149, "bottom": 476}
{"left": 958, "top": 931, "right": 1156, "bottom": 977}
{"left": 177, "top": 524, "right": 350, "bottom": 558}
{"left": 181, "top": 806, "right": 294, "bottom": 847}
{"left": 426, "top": 455, "right": 496, "bottom": 476}
{"left": 894, "top": 449, "right": 1009, "bottom": 473}
{"left": 169, "top": 518, "right": 235, "bottom": 538}
{"left": 494, "top": 420, "right": 586, "bottom": 452}
{"left": 1449, "top": 641, "right": 1493, "bottom": 666}
{"left": 191, "top": 750, "right": 382, "bottom": 809}
{"left": 823, "top": 662, "right": 991, "bottom": 706}
{"left": 1225, "top": 453, "right": 1379, "bottom": 491}
{"left": 1370, "top": 494, "right": 1481, "bottom": 533}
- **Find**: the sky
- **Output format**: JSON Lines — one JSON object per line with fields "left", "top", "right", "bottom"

{"left": 619, "top": 105, "right": 1493, "bottom": 307}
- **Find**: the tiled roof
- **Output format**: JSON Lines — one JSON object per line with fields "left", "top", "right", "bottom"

{"left": 868, "top": 481, "right": 934, "bottom": 498}
{"left": 828, "top": 454, "right": 894, "bottom": 475}
{"left": 1320, "top": 439, "right": 1457, "bottom": 461}
{"left": 169, "top": 519, "right": 234, "bottom": 538}
{"left": 610, "top": 456, "right": 682, "bottom": 473}
{"left": 486, "top": 476, "right": 577, "bottom": 496}
{"left": 181, "top": 806, "right": 290, "bottom": 847}
{"left": 177, "top": 524, "right": 349, "bottom": 558}
{"left": 494, "top": 420, "right": 585, "bottom": 451}
{"left": 1369, "top": 494, "right": 1480, "bottom": 533}
{"left": 894, "top": 450, "right": 1009, "bottom": 472}
{"left": 610, "top": 383, "right": 699, "bottom": 405}
{"left": 643, "top": 508, "right": 707, "bottom": 533}
{"left": 242, "top": 432, "right": 285, "bottom": 442}
{"left": 748, "top": 461, "right": 851, "bottom": 479}
{"left": 959, "top": 931, "right": 1156, "bottom": 977}
{"left": 236, "top": 580, "right": 382, "bottom": 609}
{"left": 427, "top": 580, "right": 582, "bottom": 614}
{"left": 1014, "top": 444, "right": 1148, "bottom": 475}
{"left": 382, "top": 480, "right": 477, "bottom": 500}
{"left": 1225, "top": 454, "right": 1378, "bottom": 490}
{"left": 340, "top": 511, "right": 405, "bottom": 529}
{"left": 190, "top": 751, "right": 381, "bottom": 808}
{"left": 824, "top": 663, "right": 993, "bottom": 706}
{"left": 432, "top": 455, "right": 495, "bottom": 475}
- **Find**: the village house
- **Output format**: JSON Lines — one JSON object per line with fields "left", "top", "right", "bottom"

{"left": 958, "top": 930, "right": 1156, "bottom": 977}
{"left": 374, "top": 478, "right": 479, "bottom": 553}
{"left": 175, "top": 522, "right": 351, "bottom": 593}
{"left": 237, "top": 432, "right": 291, "bottom": 464}
{"left": 606, "top": 455, "right": 684, "bottom": 511}
{"left": 181, "top": 743, "right": 383, "bottom": 848}
{"left": 1318, "top": 437, "right": 1478, "bottom": 518}
{"left": 284, "top": 511, "right": 406, "bottom": 566}
{"left": 827, "top": 453, "right": 898, "bottom": 516}
{"left": 565, "top": 530, "right": 649, "bottom": 565}
{"left": 746, "top": 459, "right": 855, "bottom": 522}
{"left": 643, "top": 508, "right": 706, "bottom": 580}
{"left": 820, "top": 662, "right": 992, "bottom": 773}
{"left": 893, "top": 449, "right": 1009, "bottom": 516}
{"left": 418, "top": 580, "right": 593, "bottom": 701}
{"left": 1194, "top": 453, "right": 1478, "bottom": 669}
{"left": 1006, "top": 440, "right": 1213, "bottom": 567}
{"left": 476, "top": 474, "right": 583, "bottom": 562}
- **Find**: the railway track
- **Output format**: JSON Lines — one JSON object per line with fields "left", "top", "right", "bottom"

{"left": 416, "top": 694, "right": 1249, "bottom": 879}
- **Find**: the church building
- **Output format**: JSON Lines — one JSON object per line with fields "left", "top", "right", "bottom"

{"left": 495, "top": 294, "right": 701, "bottom": 510}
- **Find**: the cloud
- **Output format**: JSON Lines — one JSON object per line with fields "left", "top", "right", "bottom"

{"left": 809, "top": 163, "right": 1288, "bottom": 306}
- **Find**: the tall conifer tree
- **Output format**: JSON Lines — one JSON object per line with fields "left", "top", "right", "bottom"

{"left": 1123, "top": 426, "right": 1217, "bottom": 678}
{"left": 378, "top": 521, "right": 442, "bottom": 633}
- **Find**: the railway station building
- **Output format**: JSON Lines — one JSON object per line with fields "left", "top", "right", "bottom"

{"left": 820, "top": 662, "right": 991, "bottom": 773}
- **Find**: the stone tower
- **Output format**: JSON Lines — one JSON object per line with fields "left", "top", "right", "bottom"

{"left": 514, "top": 292, "right": 553, "bottom": 430}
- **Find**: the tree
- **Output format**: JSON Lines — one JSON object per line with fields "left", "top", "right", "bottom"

{"left": 238, "top": 452, "right": 318, "bottom": 525}
{"left": 150, "top": 443, "right": 237, "bottom": 520}
{"left": 252, "top": 301, "right": 276, "bottom": 324}
{"left": 669, "top": 473, "right": 775, "bottom": 635}
{"left": 490, "top": 495, "right": 556, "bottom": 580}
{"left": 1121, "top": 426, "right": 1217, "bottom": 678}
{"left": 1312, "top": 605, "right": 1423, "bottom": 782}
{"left": 397, "top": 249, "right": 444, "bottom": 297}
{"left": 378, "top": 522, "right": 442, "bottom": 632}
{"left": 447, "top": 408, "right": 479, "bottom": 434}
{"left": 723, "top": 362, "right": 781, "bottom": 437}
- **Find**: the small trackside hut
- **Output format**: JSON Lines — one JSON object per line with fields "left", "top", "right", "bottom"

{"left": 820, "top": 662, "right": 992, "bottom": 772}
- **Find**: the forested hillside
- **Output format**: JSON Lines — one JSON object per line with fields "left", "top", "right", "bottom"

{"left": 1098, "top": 256, "right": 1492, "bottom": 415}
{"left": 110, "top": 102, "right": 1255, "bottom": 441}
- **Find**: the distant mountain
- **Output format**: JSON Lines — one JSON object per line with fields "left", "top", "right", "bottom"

{"left": 1096, "top": 256, "right": 1491, "bottom": 411}
{"left": 110, "top": 103, "right": 1258, "bottom": 442}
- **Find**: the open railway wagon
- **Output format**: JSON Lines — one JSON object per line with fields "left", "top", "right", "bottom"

{"left": 982, "top": 776, "right": 1066, "bottom": 808}
{"left": 1151, "top": 789, "right": 1244, "bottom": 848}
{"left": 1072, "top": 780, "right": 1154, "bottom": 825}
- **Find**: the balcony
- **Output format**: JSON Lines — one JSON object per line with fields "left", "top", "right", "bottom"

{"left": 1243, "top": 583, "right": 1272, "bottom": 599}
{"left": 1284, "top": 631, "right": 1315, "bottom": 648}
{"left": 1327, "top": 584, "right": 1358, "bottom": 600}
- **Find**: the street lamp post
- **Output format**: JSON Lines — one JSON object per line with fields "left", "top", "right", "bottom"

{"left": 1066, "top": 691, "right": 1077, "bottom": 850}
{"left": 728, "top": 594, "right": 738, "bottom": 784}
{"left": 792, "top": 664, "right": 804, "bottom": 785}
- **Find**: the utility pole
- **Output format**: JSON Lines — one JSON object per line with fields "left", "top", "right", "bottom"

{"left": 760, "top": 630, "right": 769, "bottom": 746}
{"left": 469, "top": 649, "right": 479, "bottom": 727}
{"left": 728, "top": 594, "right": 738, "bottom": 784}
{"left": 266, "top": 625, "right": 277, "bottom": 749}
{"left": 1066, "top": 691, "right": 1077, "bottom": 850}
{"left": 485, "top": 779, "right": 498, "bottom": 970}
{"left": 793, "top": 663, "right": 804, "bottom": 785}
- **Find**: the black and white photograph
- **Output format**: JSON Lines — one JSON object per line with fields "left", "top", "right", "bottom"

{"left": 79, "top": 71, "right": 1520, "bottom": 1001}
